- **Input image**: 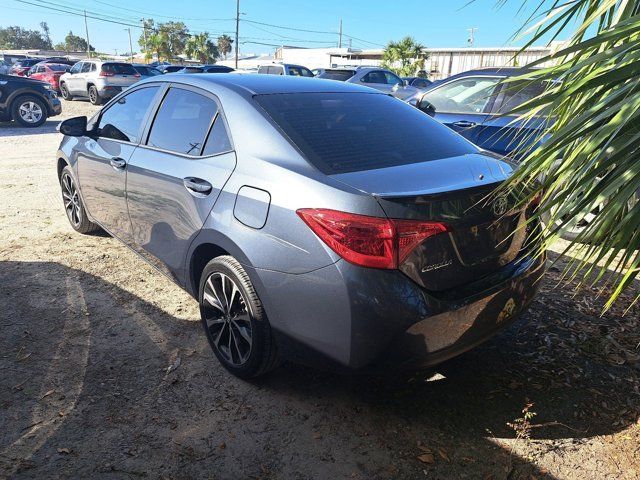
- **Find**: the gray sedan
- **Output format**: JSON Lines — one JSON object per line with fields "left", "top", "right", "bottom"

{"left": 317, "top": 66, "right": 421, "bottom": 100}
{"left": 56, "top": 74, "right": 545, "bottom": 378}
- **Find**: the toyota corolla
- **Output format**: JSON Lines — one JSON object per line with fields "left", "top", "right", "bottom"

{"left": 56, "top": 74, "right": 545, "bottom": 379}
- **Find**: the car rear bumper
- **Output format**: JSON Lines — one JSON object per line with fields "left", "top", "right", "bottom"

{"left": 247, "top": 252, "right": 545, "bottom": 371}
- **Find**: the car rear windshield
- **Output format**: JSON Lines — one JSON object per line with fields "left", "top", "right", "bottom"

{"left": 102, "top": 63, "right": 138, "bottom": 75}
{"left": 255, "top": 92, "right": 478, "bottom": 174}
{"left": 48, "top": 64, "right": 70, "bottom": 72}
{"left": 316, "top": 69, "right": 355, "bottom": 81}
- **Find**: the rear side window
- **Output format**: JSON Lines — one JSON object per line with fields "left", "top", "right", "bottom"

{"left": 102, "top": 63, "right": 137, "bottom": 75}
{"left": 202, "top": 115, "right": 232, "bottom": 155}
{"left": 97, "top": 86, "right": 159, "bottom": 143}
{"left": 147, "top": 88, "right": 218, "bottom": 155}
{"left": 317, "top": 70, "right": 355, "bottom": 81}
{"left": 256, "top": 92, "right": 477, "bottom": 174}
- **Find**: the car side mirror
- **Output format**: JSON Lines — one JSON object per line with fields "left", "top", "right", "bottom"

{"left": 58, "top": 116, "right": 88, "bottom": 136}
{"left": 417, "top": 98, "right": 436, "bottom": 117}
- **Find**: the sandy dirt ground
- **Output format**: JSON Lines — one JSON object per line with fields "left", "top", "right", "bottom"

{"left": 1, "top": 99, "right": 639, "bottom": 479}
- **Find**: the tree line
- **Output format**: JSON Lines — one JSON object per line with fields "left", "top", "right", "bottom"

{"left": 0, "top": 20, "right": 232, "bottom": 63}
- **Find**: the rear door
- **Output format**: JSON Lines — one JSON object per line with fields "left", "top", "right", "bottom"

{"left": 419, "top": 76, "right": 503, "bottom": 144}
{"left": 76, "top": 85, "right": 162, "bottom": 242}
{"left": 126, "top": 84, "right": 236, "bottom": 281}
{"left": 475, "top": 80, "right": 549, "bottom": 157}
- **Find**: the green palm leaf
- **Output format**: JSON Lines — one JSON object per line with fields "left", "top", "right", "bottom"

{"left": 500, "top": 0, "right": 640, "bottom": 310}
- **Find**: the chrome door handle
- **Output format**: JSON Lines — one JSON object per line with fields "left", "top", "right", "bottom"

{"left": 110, "top": 157, "right": 126, "bottom": 170}
{"left": 183, "top": 177, "right": 212, "bottom": 195}
{"left": 452, "top": 121, "right": 477, "bottom": 128}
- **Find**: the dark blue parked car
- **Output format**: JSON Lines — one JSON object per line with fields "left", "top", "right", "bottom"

{"left": 411, "top": 68, "right": 548, "bottom": 157}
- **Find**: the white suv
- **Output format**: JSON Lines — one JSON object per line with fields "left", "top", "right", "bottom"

{"left": 59, "top": 61, "right": 140, "bottom": 105}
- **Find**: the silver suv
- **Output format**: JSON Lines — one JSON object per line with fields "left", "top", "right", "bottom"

{"left": 257, "top": 63, "right": 314, "bottom": 77}
{"left": 317, "top": 66, "right": 420, "bottom": 100}
{"left": 59, "top": 61, "right": 140, "bottom": 105}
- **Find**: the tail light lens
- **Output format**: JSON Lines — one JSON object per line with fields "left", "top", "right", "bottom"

{"left": 134, "top": 73, "right": 140, "bottom": 78}
{"left": 99, "top": 70, "right": 115, "bottom": 77}
{"left": 297, "top": 208, "right": 450, "bottom": 269}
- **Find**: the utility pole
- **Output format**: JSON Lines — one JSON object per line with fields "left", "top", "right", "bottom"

{"left": 467, "top": 27, "right": 478, "bottom": 48}
{"left": 338, "top": 19, "right": 342, "bottom": 48}
{"left": 235, "top": 0, "right": 240, "bottom": 69}
{"left": 84, "top": 10, "right": 91, "bottom": 58}
{"left": 141, "top": 19, "right": 148, "bottom": 63}
{"left": 125, "top": 28, "right": 133, "bottom": 63}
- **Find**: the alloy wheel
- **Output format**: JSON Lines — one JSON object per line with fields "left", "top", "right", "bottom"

{"left": 18, "top": 101, "right": 43, "bottom": 124}
{"left": 202, "top": 272, "right": 253, "bottom": 366}
{"left": 61, "top": 172, "right": 82, "bottom": 227}
{"left": 89, "top": 88, "right": 97, "bottom": 104}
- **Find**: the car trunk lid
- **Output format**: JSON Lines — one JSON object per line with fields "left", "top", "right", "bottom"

{"left": 332, "top": 154, "right": 536, "bottom": 292}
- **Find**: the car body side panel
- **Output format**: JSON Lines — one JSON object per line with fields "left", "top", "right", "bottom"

{"left": 126, "top": 149, "right": 237, "bottom": 283}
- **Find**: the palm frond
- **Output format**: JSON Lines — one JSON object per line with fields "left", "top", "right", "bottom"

{"left": 499, "top": 0, "right": 640, "bottom": 310}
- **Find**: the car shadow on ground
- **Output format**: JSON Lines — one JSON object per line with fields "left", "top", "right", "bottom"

{"left": 0, "top": 258, "right": 637, "bottom": 479}
{"left": 0, "top": 119, "right": 61, "bottom": 137}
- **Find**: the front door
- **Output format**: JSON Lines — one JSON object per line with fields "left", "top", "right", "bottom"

{"left": 76, "top": 85, "right": 161, "bottom": 242}
{"left": 65, "top": 62, "right": 83, "bottom": 93}
{"left": 420, "top": 76, "right": 503, "bottom": 145}
{"left": 126, "top": 85, "right": 236, "bottom": 283}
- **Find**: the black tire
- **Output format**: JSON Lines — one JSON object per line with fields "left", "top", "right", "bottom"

{"left": 88, "top": 85, "right": 102, "bottom": 105}
{"left": 60, "top": 82, "right": 73, "bottom": 100}
{"left": 60, "top": 166, "right": 101, "bottom": 234}
{"left": 199, "top": 255, "right": 280, "bottom": 379}
{"left": 11, "top": 95, "right": 48, "bottom": 127}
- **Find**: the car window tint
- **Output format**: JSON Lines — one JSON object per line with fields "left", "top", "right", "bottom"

{"left": 202, "top": 114, "right": 232, "bottom": 156}
{"left": 414, "top": 78, "right": 431, "bottom": 88}
{"left": 81, "top": 62, "right": 92, "bottom": 73}
{"left": 288, "top": 66, "right": 313, "bottom": 77}
{"left": 384, "top": 72, "right": 402, "bottom": 85}
{"left": 97, "top": 86, "right": 159, "bottom": 143}
{"left": 317, "top": 70, "right": 355, "bottom": 81}
{"left": 361, "top": 71, "right": 387, "bottom": 84}
{"left": 256, "top": 92, "right": 477, "bottom": 174}
{"left": 422, "top": 76, "right": 501, "bottom": 114}
{"left": 49, "top": 64, "right": 69, "bottom": 72}
{"left": 70, "top": 62, "right": 82, "bottom": 74}
{"left": 102, "top": 63, "right": 137, "bottom": 75}
{"left": 147, "top": 88, "right": 218, "bottom": 155}
{"left": 492, "top": 81, "right": 548, "bottom": 114}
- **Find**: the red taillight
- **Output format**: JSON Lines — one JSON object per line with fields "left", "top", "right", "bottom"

{"left": 297, "top": 208, "right": 450, "bottom": 269}
{"left": 134, "top": 73, "right": 140, "bottom": 78}
{"left": 99, "top": 70, "right": 115, "bottom": 77}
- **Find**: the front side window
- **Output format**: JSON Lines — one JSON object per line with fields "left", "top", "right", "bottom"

{"left": 256, "top": 92, "right": 477, "bottom": 174}
{"left": 97, "top": 86, "right": 159, "bottom": 143}
{"left": 287, "top": 66, "right": 313, "bottom": 77}
{"left": 147, "top": 88, "right": 218, "bottom": 155}
{"left": 383, "top": 71, "right": 402, "bottom": 85}
{"left": 81, "top": 62, "right": 92, "bottom": 73}
{"left": 268, "top": 66, "right": 284, "bottom": 75}
{"left": 491, "top": 81, "right": 548, "bottom": 114}
{"left": 421, "top": 76, "right": 501, "bottom": 114}
{"left": 69, "top": 62, "right": 82, "bottom": 74}
{"left": 361, "top": 71, "right": 388, "bottom": 84}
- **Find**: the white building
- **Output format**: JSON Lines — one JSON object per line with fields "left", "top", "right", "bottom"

{"left": 269, "top": 44, "right": 561, "bottom": 80}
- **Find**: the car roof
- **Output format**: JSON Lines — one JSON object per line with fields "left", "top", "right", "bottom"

{"left": 442, "top": 67, "right": 534, "bottom": 79}
{"left": 148, "top": 72, "right": 383, "bottom": 95}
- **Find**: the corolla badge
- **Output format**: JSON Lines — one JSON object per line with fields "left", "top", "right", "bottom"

{"left": 421, "top": 259, "right": 453, "bottom": 273}
{"left": 492, "top": 195, "right": 509, "bottom": 217}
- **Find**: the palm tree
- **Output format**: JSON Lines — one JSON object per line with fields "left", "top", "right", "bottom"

{"left": 502, "top": 0, "right": 640, "bottom": 309}
{"left": 217, "top": 34, "right": 233, "bottom": 60}
{"left": 381, "top": 36, "right": 426, "bottom": 76}
{"left": 184, "top": 32, "right": 219, "bottom": 64}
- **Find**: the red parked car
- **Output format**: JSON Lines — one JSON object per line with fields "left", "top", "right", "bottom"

{"left": 9, "top": 58, "right": 42, "bottom": 76}
{"left": 27, "top": 63, "right": 71, "bottom": 92}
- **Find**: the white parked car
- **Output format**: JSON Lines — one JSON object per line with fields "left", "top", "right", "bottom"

{"left": 317, "top": 67, "right": 421, "bottom": 101}
{"left": 59, "top": 60, "right": 140, "bottom": 105}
